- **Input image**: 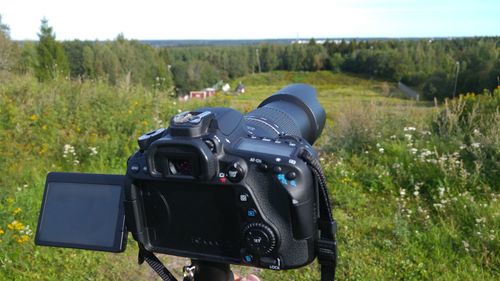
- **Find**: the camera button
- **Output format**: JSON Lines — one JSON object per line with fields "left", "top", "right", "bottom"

{"left": 243, "top": 254, "right": 254, "bottom": 263}
{"left": 260, "top": 257, "right": 281, "bottom": 268}
{"left": 227, "top": 163, "right": 244, "bottom": 182}
{"left": 273, "top": 166, "right": 282, "bottom": 173}
{"left": 286, "top": 171, "right": 296, "bottom": 180}
{"left": 247, "top": 208, "right": 257, "bottom": 217}
{"left": 258, "top": 163, "right": 269, "bottom": 171}
{"left": 239, "top": 193, "right": 249, "bottom": 202}
{"left": 130, "top": 163, "right": 140, "bottom": 173}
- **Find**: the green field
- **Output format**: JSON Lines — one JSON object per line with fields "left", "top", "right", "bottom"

{"left": 0, "top": 71, "right": 498, "bottom": 280}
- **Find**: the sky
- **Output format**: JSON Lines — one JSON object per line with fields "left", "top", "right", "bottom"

{"left": 0, "top": 0, "right": 499, "bottom": 40}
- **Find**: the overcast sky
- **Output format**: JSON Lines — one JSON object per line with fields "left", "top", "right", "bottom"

{"left": 1, "top": 0, "right": 499, "bottom": 40}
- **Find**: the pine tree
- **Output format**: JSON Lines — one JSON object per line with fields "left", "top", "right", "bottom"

{"left": 35, "top": 18, "right": 69, "bottom": 81}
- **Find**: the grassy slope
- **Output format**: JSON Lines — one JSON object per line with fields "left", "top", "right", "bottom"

{"left": 0, "top": 71, "right": 498, "bottom": 280}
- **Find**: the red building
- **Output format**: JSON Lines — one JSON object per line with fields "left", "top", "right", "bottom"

{"left": 189, "top": 88, "right": 216, "bottom": 100}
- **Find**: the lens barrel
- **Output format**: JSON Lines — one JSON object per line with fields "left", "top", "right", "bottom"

{"left": 245, "top": 84, "right": 326, "bottom": 145}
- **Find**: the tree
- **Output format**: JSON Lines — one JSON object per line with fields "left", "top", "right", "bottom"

{"left": 35, "top": 18, "right": 69, "bottom": 81}
{"left": 0, "top": 15, "right": 19, "bottom": 72}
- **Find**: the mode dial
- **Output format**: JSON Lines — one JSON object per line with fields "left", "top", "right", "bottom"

{"left": 242, "top": 223, "right": 277, "bottom": 256}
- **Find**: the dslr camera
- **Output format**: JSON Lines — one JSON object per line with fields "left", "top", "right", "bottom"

{"left": 35, "top": 84, "right": 337, "bottom": 281}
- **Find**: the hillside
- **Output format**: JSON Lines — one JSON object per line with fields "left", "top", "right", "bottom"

{"left": 0, "top": 71, "right": 498, "bottom": 280}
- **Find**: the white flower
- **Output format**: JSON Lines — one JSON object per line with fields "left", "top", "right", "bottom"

{"left": 413, "top": 191, "right": 419, "bottom": 196}
{"left": 404, "top": 134, "right": 412, "bottom": 141}
{"left": 89, "top": 146, "right": 98, "bottom": 156}
{"left": 475, "top": 217, "right": 485, "bottom": 223}
{"left": 462, "top": 240, "right": 470, "bottom": 252}
{"left": 471, "top": 143, "right": 481, "bottom": 148}
{"left": 409, "top": 148, "right": 418, "bottom": 154}
{"left": 378, "top": 148, "right": 384, "bottom": 154}
{"left": 404, "top": 127, "right": 416, "bottom": 132}
{"left": 390, "top": 135, "right": 397, "bottom": 140}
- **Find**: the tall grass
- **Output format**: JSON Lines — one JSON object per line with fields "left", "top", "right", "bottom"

{"left": 0, "top": 72, "right": 498, "bottom": 280}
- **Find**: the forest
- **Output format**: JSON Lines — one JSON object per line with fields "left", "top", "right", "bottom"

{"left": 1, "top": 18, "right": 499, "bottom": 100}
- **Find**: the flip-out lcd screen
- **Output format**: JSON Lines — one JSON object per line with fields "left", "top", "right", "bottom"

{"left": 35, "top": 173, "right": 127, "bottom": 252}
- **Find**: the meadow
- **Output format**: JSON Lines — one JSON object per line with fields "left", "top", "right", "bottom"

{"left": 0, "top": 71, "right": 498, "bottom": 280}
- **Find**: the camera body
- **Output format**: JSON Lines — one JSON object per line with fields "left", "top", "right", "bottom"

{"left": 125, "top": 106, "right": 320, "bottom": 270}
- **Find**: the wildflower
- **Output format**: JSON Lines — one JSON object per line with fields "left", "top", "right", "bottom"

{"left": 413, "top": 191, "right": 419, "bottom": 197}
{"left": 13, "top": 207, "right": 21, "bottom": 215}
{"left": 462, "top": 240, "right": 470, "bottom": 252}
{"left": 404, "top": 134, "right": 412, "bottom": 141}
{"left": 89, "top": 146, "right": 98, "bottom": 156}
{"left": 19, "top": 225, "right": 33, "bottom": 236}
{"left": 15, "top": 234, "right": 30, "bottom": 244}
{"left": 63, "top": 144, "right": 76, "bottom": 158}
{"left": 409, "top": 148, "right": 418, "bottom": 154}
{"left": 0, "top": 229, "right": 4, "bottom": 235}
{"left": 433, "top": 203, "right": 443, "bottom": 209}
{"left": 404, "top": 127, "right": 416, "bottom": 132}
{"left": 6, "top": 197, "right": 14, "bottom": 204}
{"left": 471, "top": 142, "right": 481, "bottom": 148}
{"left": 473, "top": 129, "right": 480, "bottom": 135}
{"left": 475, "top": 218, "right": 486, "bottom": 223}
{"left": 459, "top": 144, "right": 467, "bottom": 150}
{"left": 378, "top": 148, "right": 384, "bottom": 154}
{"left": 390, "top": 135, "right": 397, "bottom": 140}
{"left": 399, "top": 189, "right": 406, "bottom": 197}
{"left": 73, "top": 159, "right": 80, "bottom": 165}
{"left": 421, "top": 130, "right": 432, "bottom": 136}
{"left": 7, "top": 220, "right": 24, "bottom": 230}
{"left": 30, "top": 114, "right": 38, "bottom": 121}
{"left": 392, "top": 163, "right": 400, "bottom": 169}
{"left": 177, "top": 109, "right": 182, "bottom": 113}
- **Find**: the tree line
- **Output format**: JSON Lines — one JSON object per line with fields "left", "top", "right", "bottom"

{"left": 1, "top": 17, "right": 499, "bottom": 100}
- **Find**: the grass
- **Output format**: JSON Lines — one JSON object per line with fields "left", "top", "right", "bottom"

{"left": 0, "top": 71, "right": 498, "bottom": 280}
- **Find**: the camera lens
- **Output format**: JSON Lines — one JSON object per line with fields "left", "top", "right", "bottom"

{"left": 245, "top": 84, "right": 326, "bottom": 145}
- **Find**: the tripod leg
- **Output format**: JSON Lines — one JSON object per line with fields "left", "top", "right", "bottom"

{"left": 190, "top": 260, "right": 234, "bottom": 281}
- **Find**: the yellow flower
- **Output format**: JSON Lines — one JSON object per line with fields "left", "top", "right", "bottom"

{"left": 0, "top": 229, "right": 4, "bottom": 235}
{"left": 13, "top": 207, "right": 22, "bottom": 215}
{"left": 6, "top": 197, "right": 14, "bottom": 204}
{"left": 30, "top": 114, "right": 38, "bottom": 121}
{"left": 7, "top": 220, "right": 24, "bottom": 230}
{"left": 14, "top": 234, "right": 30, "bottom": 244}
{"left": 42, "top": 124, "right": 48, "bottom": 130}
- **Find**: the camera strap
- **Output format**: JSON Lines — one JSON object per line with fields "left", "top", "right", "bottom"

{"left": 138, "top": 244, "right": 179, "bottom": 281}
{"left": 299, "top": 148, "right": 338, "bottom": 281}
